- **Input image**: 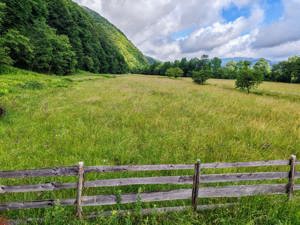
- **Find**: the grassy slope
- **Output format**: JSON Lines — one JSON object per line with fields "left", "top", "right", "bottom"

{"left": 0, "top": 69, "right": 300, "bottom": 224}
{"left": 86, "top": 8, "right": 148, "bottom": 70}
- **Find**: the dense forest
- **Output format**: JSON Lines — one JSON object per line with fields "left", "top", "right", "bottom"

{"left": 0, "top": 0, "right": 147, "bottom": 75}
{"left": 140, "top": 55, "right": 300, "bottom": 83}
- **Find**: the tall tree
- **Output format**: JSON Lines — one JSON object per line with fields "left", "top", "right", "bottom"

{"left": 253, "top": 58, "right": 271, "bottom": 80}
{"left": 211, "top": 57, "right": 222, "bottom": 78}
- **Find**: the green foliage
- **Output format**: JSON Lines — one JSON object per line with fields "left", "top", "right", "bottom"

{"left": 165, "top": 67, "right": 184, "bottom": 78}
{"left": 253, "top": 58, "right": 271, "bottom": 80}
{"left": 0, "top": 0, "right": 145, "bottom": 75}
{"left": 235, "top": 61, "right": 263, "bottom": 93}
{"left": 271, "top": 56, "right": 300, "bottom": 83}
{"left": 21, "top": 80, "right": 44, "bottom": 90}
{"left": 2, "top": 29, "right": 33, "bottom": 68}
{"left": 192, "top": 70, "right": 210, "bottom": 84}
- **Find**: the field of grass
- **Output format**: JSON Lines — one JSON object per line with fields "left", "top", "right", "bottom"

{"left": 0, "top": 68, "right": 300, "bottom": 224}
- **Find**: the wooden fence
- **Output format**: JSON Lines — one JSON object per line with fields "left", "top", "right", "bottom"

{"left": 0, "top": 155, "right": 298, "bottom": 219}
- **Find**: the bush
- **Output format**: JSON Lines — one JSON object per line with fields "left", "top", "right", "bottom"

{"left": 235, "top": 62, "right": 263, "bottom": 93}
{"left": 21, "top": 80, "right": 44, "bottom": 90}
{"left": 165, "top": 67, "right": 184, "bottom": 78}
{"left": 192, "top": 70, "right": 210, "bottom": 84}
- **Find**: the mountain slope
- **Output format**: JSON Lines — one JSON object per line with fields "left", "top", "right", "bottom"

{"left": 0, "top": 0, "right": 147, "bottom": 74}
{"left": 85, "top": 8, "right": 148, "bottom": 71}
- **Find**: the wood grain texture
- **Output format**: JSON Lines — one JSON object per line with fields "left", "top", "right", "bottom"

{"left": 0, "top": 172, "right": 291, "bottom": 194}
{"left": 1, "top": 184, "right": 298, "bottom": 211}
{"left": 0, "top": 159, "right": 294, "bottom": 178}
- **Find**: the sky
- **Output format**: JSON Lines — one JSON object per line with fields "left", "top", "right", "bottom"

{"left": 74, "top": 0, "right": 300, "bottom": 61}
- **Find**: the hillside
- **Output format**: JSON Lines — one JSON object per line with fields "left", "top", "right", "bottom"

{"left": 0, "top": 0, "right": 147, "bottom": 75}
{"left": 85, "top": 7, "right": 148, "bottom": 71}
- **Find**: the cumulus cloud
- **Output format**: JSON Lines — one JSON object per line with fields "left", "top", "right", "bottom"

{"left": 253, "top": 0, "right": 300, "bottom": 48}
{"left": 180, "top": 6, "right": 263, "bottom": 53}
{"left": 73, "top": 0, "right": 300, "bottom": 61}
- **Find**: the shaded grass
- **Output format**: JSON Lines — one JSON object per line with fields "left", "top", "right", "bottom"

{"left": 0, "top": 70, "right": 300, "bottom": 223}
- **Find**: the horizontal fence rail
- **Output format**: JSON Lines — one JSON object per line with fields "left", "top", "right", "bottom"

{"left": 0, "top": 155, "right": 298, "bottom": 221}
{"left": 1, "top": 172, "right": 299, "bottom": 194}
{"left": 1, "top": 184, "right": 300, "bottom": 211}
{"left": 1, "top": 160, "right": 297, "bottom": 179}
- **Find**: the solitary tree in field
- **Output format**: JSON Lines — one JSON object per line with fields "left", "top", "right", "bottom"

{"left": 192, "top": 70, "right": 210, "bottom": 84}
{"left": 165, "top": 67, "right": 184, "bottom": 78}
{"left": 235, "top": 61, "right": 263, "bottom": 93}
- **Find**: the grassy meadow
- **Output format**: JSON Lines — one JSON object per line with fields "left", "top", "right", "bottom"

{"left": 0, "top": 68, "right": 300, "bottom": 224}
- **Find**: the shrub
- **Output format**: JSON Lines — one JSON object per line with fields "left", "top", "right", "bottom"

{"left": 165, "top": 67, "right": 184, "bottom": 78}
{"left": 235, "top": 62, "right": 263, "bottom": 93}
{"left": 192, "top": 70, "right": 210, "bottom": 84}
{"left": 21, "top": 80, "right": 44, "bottom": 90}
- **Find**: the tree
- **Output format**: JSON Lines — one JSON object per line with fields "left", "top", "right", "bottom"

{"left": 253, "top": 58, "right": 271, "bottom": 80}
{"left": 235, "top": 61, "right": 263, "bottom": 93}
{"left": 2, "top": 29, "right": 33, "bottom": 69}
{"left": 0, "top": 3, "right": 12, "bottom": 69}
{"left": 30, "top": 19, "right": 77, "bottom": 75}
{"left": 211, "top": 57, "right": 222, "bottom": 78}
{"left": 192, "top": 70, "right": 210, "bottom": 84}
{"left": 165, "top": 67, "right": 184, "bottom": 78}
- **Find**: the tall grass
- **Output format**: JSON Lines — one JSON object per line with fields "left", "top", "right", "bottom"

{"left": 0, "top": 69, "right": 300, "bottom": 223}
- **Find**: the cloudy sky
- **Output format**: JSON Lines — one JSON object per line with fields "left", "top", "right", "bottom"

{"left": 74, "top": 0, "right": 300, "bottom": 61}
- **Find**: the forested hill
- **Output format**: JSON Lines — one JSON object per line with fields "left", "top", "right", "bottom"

{"left": 85, "top": 7, "right": 148, "bottom": 71}
{"left": 0, "top": 0, "right": 148, "bottom": 75}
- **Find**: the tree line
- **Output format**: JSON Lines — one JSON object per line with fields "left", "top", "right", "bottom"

{"left": 0, "top": 0, "right": 128, "bottom": 75}
{"left": 140, "top": 55, "right": 300, "bottom": 84}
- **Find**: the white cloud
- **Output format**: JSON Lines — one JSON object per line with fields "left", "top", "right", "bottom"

{"left": 253, "top": 0, "right": 300, "bottom": 48}
{"left": 73, "top": 0, "right": 300, "bottom": 61}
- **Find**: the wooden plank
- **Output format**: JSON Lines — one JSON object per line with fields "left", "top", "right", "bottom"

{"left": 76, "top": 162, "right": 85, "bottom": 219}
{"left": 201, "top": 172, "right": 289, "bottom": 183}
{"left": 0, "top": 198, "right": 75, "bottom": 211}
{"left": 0, "top": 172, "right": 290, "bottom": 194}
{"left": 202, "top": 160, "right": 290, "bottom": 169}
{"left": 192, "top": 160, "right": 201, "bottom": 210}
{"left": 84, "top": 160, "right": 290, "bottom": 173}
{"left": 0, "top": 184, "right": 293, "bottom": 211}
{"left": 84, "top": 164, "right": 194, "bottom": 173}
{"left": 0, "top": 167, "right": 78, "bottom": 178}
{"left": 85, "top": 176, "right": 193, "bottom": 188}
{"left": 0, "top": 159, "right": 293, "bottom": 178}
{"left": 81, "top": 184, "right": 288, "bottom": 207}
{"left": 0, "top": 182, "right": 76, "bottom": 193}
{"left": 288, "top": 155, "right": 296, "bottom": 200}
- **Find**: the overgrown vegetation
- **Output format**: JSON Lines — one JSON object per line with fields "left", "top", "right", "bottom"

{"left": 0, "top": 0, "right": 147, "bottom": 75}
{"left": 0, "top": 68, "right": 299, "bottom": 223}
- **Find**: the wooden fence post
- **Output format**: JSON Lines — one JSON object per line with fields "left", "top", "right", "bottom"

{"left": 192, "top": 160, "right": 201, "bottom": 211}
{"left": 288, "top": 155, "right": 296, "bottom": 200}
{"left": 76, "top": 162, "right": 84, "bottom": 219}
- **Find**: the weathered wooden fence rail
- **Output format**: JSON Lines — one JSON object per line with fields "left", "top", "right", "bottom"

{"left": 0, "top": 155, "right": 298, "bottom": 219}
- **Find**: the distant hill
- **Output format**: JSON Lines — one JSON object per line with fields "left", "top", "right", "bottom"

{"left": 145, "top": 56, "right": 161, "bottom": 65}
{"left": 222, "top": 57, "right": 276, "bottom": 66}
{"left": 0, "top": 0, "right": 148, "bottom": 74}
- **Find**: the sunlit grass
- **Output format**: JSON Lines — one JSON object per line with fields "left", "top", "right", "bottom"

{"left": 0, "top": 70, "right": 300, "bottom": 224}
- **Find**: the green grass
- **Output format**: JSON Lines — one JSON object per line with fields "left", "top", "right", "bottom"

{"left": 0, "top": 68, "right": 300, "bottom": 224}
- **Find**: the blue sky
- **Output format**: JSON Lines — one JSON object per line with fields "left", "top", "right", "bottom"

{"left": 75, "top": 0, "right": 300, "bottom": 61}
